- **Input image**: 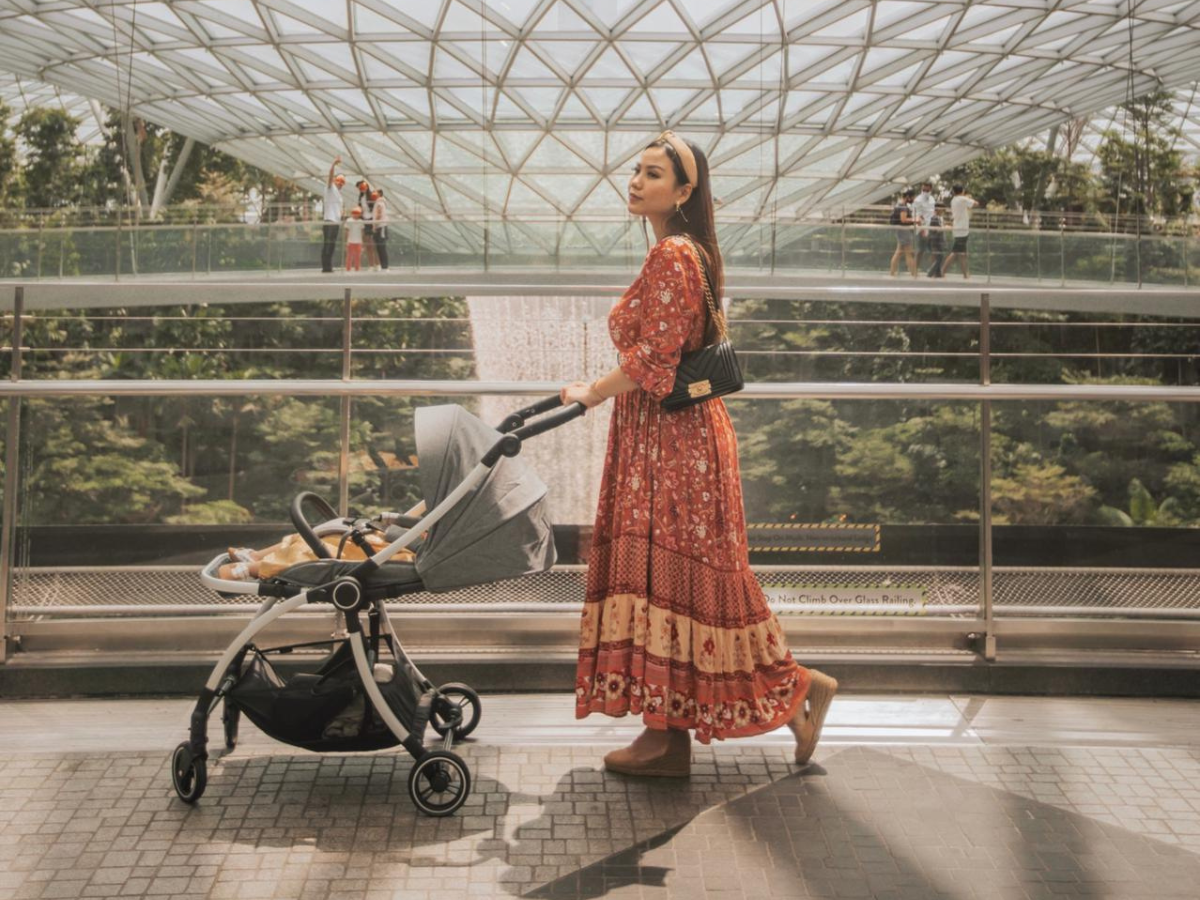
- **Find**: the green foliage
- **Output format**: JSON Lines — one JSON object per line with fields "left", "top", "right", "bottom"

{"left": 15, "top": 108, "right": 87, "bottom": 208}
{"left": 165, "top": 500, "right": 253, "bottom": 525}
{"left": 1097, "top": 91, "right": 1196, "bottom": 219}
{"left": 0, "top": 100, "right": 20, "bottom": 209}
{"left": 939, "top": 146, "right": 1095, "bottom": 213}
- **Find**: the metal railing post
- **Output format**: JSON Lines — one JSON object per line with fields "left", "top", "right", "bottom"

{"left": 1060, "top": 220, "right": 1066, "bottom": 287}
{"left": 978, "top": 291, "right": 996, "bottom": 661}
{"left": 1, "top": 286, "right": 24, "bottom": 663}
{"left": 985, "top": 211, "right": 991, "bottom": 283}
{"left": 338, "top": 288, "right": 353, "bottom": 517}
{"left": 840, "top": 218, "right": 847, "bottom": 278}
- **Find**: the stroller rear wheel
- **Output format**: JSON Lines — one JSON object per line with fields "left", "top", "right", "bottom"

{"left": 407, "top": 750, "right": 470, "bottom": 817}
{"left": 171, "top": 742, "right": 207, "bottom": 803}
{"left": 430, "top": 683, "right": 482, "bottom": 740}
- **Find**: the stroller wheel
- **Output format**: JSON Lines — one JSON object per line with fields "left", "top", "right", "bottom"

{"left": 430, "top": 683, "right": 482, "bottom": 740}
{"left": 407, "top": 750, "right": 471, "bottom": 817}
{"left": 222, "top": 702, "right": 240, "bottom": 751}
{"left": 171, "top": 742, "right": 207, "bottom": 804}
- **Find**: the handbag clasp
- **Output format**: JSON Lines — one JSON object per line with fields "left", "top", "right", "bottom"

{"left": 688, "top": 379, "right": 712, "bottom": 398}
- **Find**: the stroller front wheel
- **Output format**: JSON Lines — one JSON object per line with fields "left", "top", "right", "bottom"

{"left": 171, "top": 742, "right": 207, "bottom": 803}
{"left": 407, "top": 750, "right": 471, "bottom": 817}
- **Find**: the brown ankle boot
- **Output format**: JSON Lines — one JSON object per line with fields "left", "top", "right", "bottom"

{"left": 604, "top": 728, "right": 691, "bottom": 777}
{"left": 793, "top": 670, "right": 838, "bottom": 765}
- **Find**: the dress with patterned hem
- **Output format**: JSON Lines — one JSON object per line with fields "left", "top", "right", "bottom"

{"left": 575, "top": 234, "right": 811, "bottom": 744}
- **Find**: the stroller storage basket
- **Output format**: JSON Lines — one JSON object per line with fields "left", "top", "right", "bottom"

{"left": 229, "top": 642, "right": 432, "bottom": 754}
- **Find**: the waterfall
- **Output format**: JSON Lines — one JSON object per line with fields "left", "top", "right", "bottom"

{"left": 466, "top": 295, "right": 618, "bottom": 525}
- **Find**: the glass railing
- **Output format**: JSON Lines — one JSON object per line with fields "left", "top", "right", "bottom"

{"left": 1, "top": 216, "right": 1196, "bottom": 286}
{"left": 2, "top": 283, "right": 1199, "bottom": 665}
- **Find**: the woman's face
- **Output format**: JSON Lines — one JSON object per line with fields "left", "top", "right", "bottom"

{"left": 627, "top": 146, "right": 692, "bottom": 218}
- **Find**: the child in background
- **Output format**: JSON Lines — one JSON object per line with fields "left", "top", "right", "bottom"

{"left": 345, "top": 206, "right": 364, "bottom": 271}
{"left": 926, "top": 206, "right": 947, "bottom": 278}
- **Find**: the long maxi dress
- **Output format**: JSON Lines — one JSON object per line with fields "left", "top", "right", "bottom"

{"left": 575, "top": 234, "right": 811, "bottom": 744}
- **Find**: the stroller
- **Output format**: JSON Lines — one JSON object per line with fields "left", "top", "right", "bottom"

{"left": 172, "top": 397, "right": 583, "bottom": 817}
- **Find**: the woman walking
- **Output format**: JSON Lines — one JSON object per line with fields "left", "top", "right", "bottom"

{"left": 560, "top": 132, "right": 837, "bottom": 777}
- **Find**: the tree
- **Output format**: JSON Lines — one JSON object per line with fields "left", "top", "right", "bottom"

{"left": 1097, "top": 90, "right": 1195, "bottom": 220}
{"left": 0, "top": 100, "right": 21, "bottom": 210}
{"left": 14, "top": 108, "right": 86, "bottom": 208}
{"left": 938, "top": 145, "right": 1094, "bottom": 214}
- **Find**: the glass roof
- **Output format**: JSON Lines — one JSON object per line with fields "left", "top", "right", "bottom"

{"left": 0, "top": 73, "right": 106, "bottom": 146}
{"left": 2, "top": 0, "right": 1200, "bottom": 236}
{"left": 1026, "top": 80, "right": 1200, "bottom": 171}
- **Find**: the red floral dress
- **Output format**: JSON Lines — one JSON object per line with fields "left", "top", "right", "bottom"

{"left": 575, "top": 235, "right": 811, "bottom": 744}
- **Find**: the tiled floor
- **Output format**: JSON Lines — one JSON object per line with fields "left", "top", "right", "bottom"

{"left": 0, "top": 694, "right": 1197, "bottom": 899}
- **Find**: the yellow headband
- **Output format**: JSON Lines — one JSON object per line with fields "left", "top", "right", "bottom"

{"left": 655, "top": 130, "right": 698, "bottom": 187}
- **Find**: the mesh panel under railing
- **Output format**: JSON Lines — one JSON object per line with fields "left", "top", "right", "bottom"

{"left": 8, "top": 564, "right": 1192, "bottom": 618}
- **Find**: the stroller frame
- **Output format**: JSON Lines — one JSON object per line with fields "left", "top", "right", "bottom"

{"left": 172, "top": 395, "right": 584, "bottom": 817}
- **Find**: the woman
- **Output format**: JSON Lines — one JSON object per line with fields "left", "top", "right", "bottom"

{"left": 889, "top": 189, "right": 917, "bottom": 277}
{"left": 371, "top": 189, "right": 389, "bottom": 270}
{"left": 560, "top": 132, "right": 838, "bottom": 777}
{"left": 357, "top": 179, "right": 379, "bottom": 270}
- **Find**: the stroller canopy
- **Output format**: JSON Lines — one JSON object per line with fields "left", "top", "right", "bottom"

{"left": 413, "top": 405, "right": 557, "bottom": 592}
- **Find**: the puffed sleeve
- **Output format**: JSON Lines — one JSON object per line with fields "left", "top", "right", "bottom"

{"left": 618, "top": 237, "right": 704, "bottom": 399}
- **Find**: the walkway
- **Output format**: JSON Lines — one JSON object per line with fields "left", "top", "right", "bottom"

{"left": 1, "top": 694, "right": 1198, "bottom": 899}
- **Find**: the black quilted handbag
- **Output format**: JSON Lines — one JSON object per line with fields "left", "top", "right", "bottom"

{"left": 660, "top": 237, "right": 744, "bottom": 412}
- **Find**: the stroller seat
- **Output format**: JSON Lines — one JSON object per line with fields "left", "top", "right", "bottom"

{"left": 268, "top": 558, "right": 424, "bottom": 595}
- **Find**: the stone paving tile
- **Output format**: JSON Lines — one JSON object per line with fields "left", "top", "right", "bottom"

{"left": 527, "top": 747, "right": 1200, "bottom": 900}
{"left": 2, "top": 739, "right": 1199, "bottom": 899}
{"left": 0, "top": 743, "right": 799, "bottom": 900}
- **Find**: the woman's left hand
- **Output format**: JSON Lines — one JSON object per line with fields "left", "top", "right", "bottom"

{"left": 561, "top": 380, "right": 605, "bottom": 409}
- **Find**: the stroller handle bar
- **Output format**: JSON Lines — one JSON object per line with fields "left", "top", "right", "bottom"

{"left": 497, "top": 394, "right": 575, "bottom": 434}
{"left": 481, "top": 396, "right": 586, "bottom": 467}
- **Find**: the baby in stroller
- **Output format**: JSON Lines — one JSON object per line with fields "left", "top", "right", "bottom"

{"left": 218, "top": 506, "right": 425, "bottom": 581}
{"left": 172, "top": 399, "right": 583, "bottom": 817}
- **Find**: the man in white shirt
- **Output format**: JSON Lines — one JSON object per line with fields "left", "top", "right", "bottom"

{"left": 321, "top": 156, "right": 345, "bottom": 273}
{"left": 941, "top": 184, "right": 977, "bottom": 278}
{"left": 911, "top": 181, "right": 936, "bottom": 272}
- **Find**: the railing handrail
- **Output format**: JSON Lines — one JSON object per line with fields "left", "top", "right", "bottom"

{"left": 3, "top": 378, "right": 1200, "bottom": 403}
{"left": 2, "top": 202, "right": 1192, "bottom": 234}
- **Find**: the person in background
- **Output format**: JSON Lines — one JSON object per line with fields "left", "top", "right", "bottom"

{"left": 358, "top": 179, "right": 379, "bottom": 271}
{"left": 321, "top": 156, "right": 345, "bottom": 273}
{"left": 912, "top": 181, "right": 936, "bottom": 272}
{"left": 371, "top": 189, "right": 389, "bottom": 270}
{"left": 926, "top": 205, "right": 946, "bottom": 278}
{"left": 889, "top": 189, "right": 917, "bottom": 277}
{"left": 345, "top": 206, "right": 364, "bottom": 271}
{"left": 941, "top": 184, "right": 977, "bottom": 279}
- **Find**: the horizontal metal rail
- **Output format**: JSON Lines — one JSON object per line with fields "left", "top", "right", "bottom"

{"left": 4, "top": 378, "right": 1200, "bottom": 402}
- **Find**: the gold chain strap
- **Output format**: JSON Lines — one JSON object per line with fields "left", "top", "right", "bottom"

{"left": 678, "top": 235, "right": 726, "bottom": 342}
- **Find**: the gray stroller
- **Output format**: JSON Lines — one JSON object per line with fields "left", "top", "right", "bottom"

{"left": 173, "top": 397, "right": 582, "bottom": 817}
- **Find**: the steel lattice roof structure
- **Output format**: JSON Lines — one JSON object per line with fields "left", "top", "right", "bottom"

{"left": 3, "top": 0, "right": 1200, "bottom": 235}
{"left": 0, "top": 73, "right": 106, "bottom": 146}
{"left": 1029, "top": 79, "right": 1200, "bottom": 168}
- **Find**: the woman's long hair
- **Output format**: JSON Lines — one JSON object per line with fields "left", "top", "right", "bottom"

{"left": 645, "top": 134, "right": 725, "bottom": 343}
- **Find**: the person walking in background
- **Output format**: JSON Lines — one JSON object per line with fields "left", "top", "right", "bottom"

{"left": 926, "top": 205, "right": 947, "bottom": 278}
{"left": 941, "top": 184, "right": 977, "bottom": 278}
{"left": 561, "top": 130, "right": 838, "bottom": 778}
{"left": 889, "top": 189, "right": 917, "bottom": 277}
{"left": 912, "top": 181, "right": 936, "bottom": 273}
{"left": 321, "top": 156, "right": 345, "bottom": 273}
{"left": 371, "top": 189, "right": 389, "bottom": 270}
{"left": 344, "top": 206, "right": 364, "bottom": 271}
